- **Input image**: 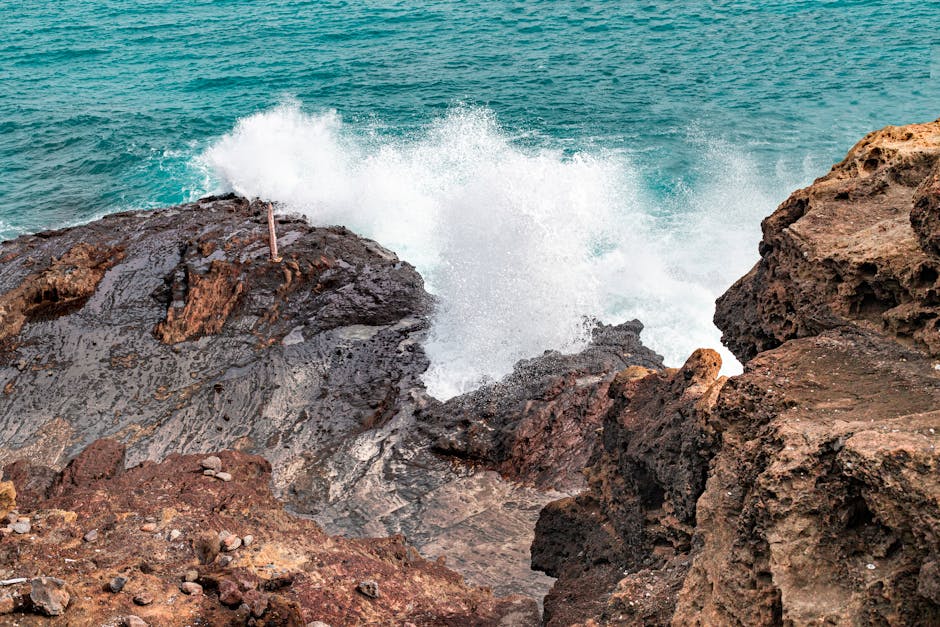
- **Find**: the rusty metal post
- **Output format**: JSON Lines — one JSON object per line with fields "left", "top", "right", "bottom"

{"left": 267, "top": 202, "right": 281, "bottom": 262}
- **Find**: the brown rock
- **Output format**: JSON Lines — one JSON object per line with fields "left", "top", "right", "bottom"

{"left": 132, "top": 592, "right": 153, "bottom": 606}
{"left": 0, "top": 242, "right": 125, "bottom": 344}
{"left": 180, "top": 581, "right": 202, "bottom": 595}
{"left": 912, "top": 158, "right": 940, "bottom": 257}
{"left": 532, "top": 349, "right": 725, "bottom": 626}
{"left": 218, "top": 578, "right": 243, "bottom": 606}
{"left": 123, "top": 616, "right": 148, "bottom": 627}
{"left": 0, "top": 481, "right": 15, "bottom": 520}
{"left": 222, "top": 534, "right": 242, "bottom": 552}
{"left": 715, "top": 119, "right": 940, "bottom": 362}
{"left": 52, "top": 438, "right": 126, "bottom": 495}
{"left": 29, "top": 576, "right": 70, "bottom": 616}
{"left": 154, "top": 260, "right": 245, "bottom": 344}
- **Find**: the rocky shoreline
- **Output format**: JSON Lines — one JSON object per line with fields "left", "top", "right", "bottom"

{"left": 0, "top": 120, "right": 938, "bottom": 625}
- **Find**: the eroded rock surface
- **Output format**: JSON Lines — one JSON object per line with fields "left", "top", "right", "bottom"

{"left": 532, "top": 120, "right": 940, "bottom": 626}
{"left": 0, "top": 439, "right": 538, "bottom": 626}
{"left": 531, "top": 350, "right": 724, "bottom": 626}
{"left": 424, "top": 321, "right": 663, "bottom": 492}
{"left": 715, "top": 119, "right": 940, "bottom": 362}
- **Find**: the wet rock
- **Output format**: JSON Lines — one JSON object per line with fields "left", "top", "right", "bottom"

{"left": 356, "top": 580, "right": 380, "bottom": 599}
{"left": 29, "top": 576, "right": 70, "bottom": 616}
{"left": 199, "top": 456, "right": 222, "bottom": 473}
{"left": 425, "top": 321, "right": 663, "bottom": 492}
{"left": 108, "top": 576, "right": 127, "bottom": 593}
{"left": 180, "top": 581, "right": 202, "bottom": 595}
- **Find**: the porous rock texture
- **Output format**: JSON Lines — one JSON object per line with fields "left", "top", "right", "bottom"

{"left": 532, "top": 120, "right": 940, "bottom": 625}
{"left": 0, "top": 439, "right": 538, "bottom": 625}
{"left": 715, "top": 119, "right": 940, "bottom": 362}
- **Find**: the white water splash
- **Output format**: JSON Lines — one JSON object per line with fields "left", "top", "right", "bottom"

{"left": 200, "top": 102, "right": 791, "bottom": 399}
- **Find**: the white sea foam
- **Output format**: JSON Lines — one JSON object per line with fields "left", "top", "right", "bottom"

{"left": 200, "top": 102, "right": 792, "bottom": 399}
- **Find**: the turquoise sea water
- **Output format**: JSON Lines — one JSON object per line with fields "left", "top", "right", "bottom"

{"left": 3, "top": 1, "right": 940, "bottom": 396}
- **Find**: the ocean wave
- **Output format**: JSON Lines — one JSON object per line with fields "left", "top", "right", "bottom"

{"left": 199, "top": 101, "right": 790, "bottom": 399}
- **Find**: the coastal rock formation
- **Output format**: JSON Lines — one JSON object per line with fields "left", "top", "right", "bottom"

{"left": 531, "top": 350, "right": 724, "bottom": 625}
{"left": 424, "top": 321, "right": 663, "bottom": 492}
{"left": 0, "top": 196, "right": 665, "bottom": 604}
{"left": 715, "top": 120, "right": 940, "bottom": 362}
{"left": 0, "top": 439, "right": 538, "bottom": 625}
{"left": 532, "top": 120, "right": 940, "bottom": 625}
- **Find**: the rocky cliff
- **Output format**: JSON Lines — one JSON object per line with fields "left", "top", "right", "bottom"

{"left": 531, "top": 120, "right": 940, "bottom": 625}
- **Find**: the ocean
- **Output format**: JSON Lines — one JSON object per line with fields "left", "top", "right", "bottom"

{"left": 3, "top": 0, "right": 940, "bottom": 397}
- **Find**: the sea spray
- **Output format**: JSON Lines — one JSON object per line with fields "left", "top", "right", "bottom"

{"left": 201, "top": 102, "right": 779, "bottom": 399}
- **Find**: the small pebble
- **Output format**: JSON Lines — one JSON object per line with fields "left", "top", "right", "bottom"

{"left": 242, "top": 534, "right": 253, "bottom": 547}
{"left": 83, "top": 529, "right": 98, "bottom": 542}
{"left": 184, "top": 570, "right": 199, "bottom": 582}
{"left": 214, "top": 472, "right": 233, "bottom": 482}
{"left": 180, "top": 581, "right": 203, "bottom": 595}
{"left": 109, "top": 576, "right": 128, "bottom": 593}
{"left": 218, "top": 530, "right": 232, "bottom": 541}
{"left": 12, "top": 520, "right": 30, "bottom": 534}
{"left": 357, "top": 580, "right": 380, "bottom": 599}
{"left": 222, "top": 536, "right": 242, "bottom": 552}
{"left": 867, "top": 563, "right": 877, "bottom": 570}
{"left": 202, "top": 469, "right": 217, "bottom": 477}
{"left": 168, "top": 529, "right": 181, "bottom": 541}
{"left": 124, "top": 616, "right": 148, "bottom": 627}
{"left": 140, "top": 523, "right": 157, "bottom": 533}
{"left": 218, "top": 555, "right": 233, "bottom": 567}
{"left": 200, "top": 456, "right": 222, "bottom": 472}
{"left": 132, "top": 592, "right": 153, "bottom": 606}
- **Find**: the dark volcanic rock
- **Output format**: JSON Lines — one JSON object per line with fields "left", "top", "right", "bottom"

{"left": 424, "top": 321, "right": 663, "bottom": 492}
{"left": 531, "top": 349, "right": 724, "bottom": 626}
{"left": 0, "top": 195, "right": 430, "bottom": 486}
{"left": 0, "top": 195, "right": 667, "bottom": 603}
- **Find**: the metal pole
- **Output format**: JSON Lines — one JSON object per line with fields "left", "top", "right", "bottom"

{"left": 267, "top": 202, "right": 281, "bottom": 262}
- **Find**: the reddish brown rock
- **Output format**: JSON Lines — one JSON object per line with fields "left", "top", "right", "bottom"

{"left": 531, "top": 349, "right": 724, "bottom": 626}
{"left": 426, "top": 322, "right": 663, "bottom": 492}
{"left": 153, "top": 259, "right": 245, "bottom": 344}
{"left": 674, "top": 329, "right": 940, "bottom": 626}
{"left": 0, "top": 440, "right": 539, "bottom": 626}
{"left": 51, "top": 438, "right": 125, "bottom": 495}
{"left": 0, "top": 242, "right": 124, "bottom": 346}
